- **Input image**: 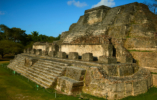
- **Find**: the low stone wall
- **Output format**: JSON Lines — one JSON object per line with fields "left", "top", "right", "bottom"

{"left": 61, "top": 45, "right": 104, "bottom": 57}
{"left": 85, "top": 67, "right": 152, "bottom": 99}
{"left": 33, "top": 44, "right": 53, "bottom": 53}
{"left": 128, "top": 48, "right": 157, "bottom": 51}
{"left": 72, "top": 64, "right": 152, "bottom": 99}
{"left": 102, "top": 63, "right": 139, "bottom": 77}
{"left": 33, "top": 45, "right": 46, "bottom": 51}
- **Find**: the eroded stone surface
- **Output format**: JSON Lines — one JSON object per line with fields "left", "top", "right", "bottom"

{"left": 82, "top": 53, "right": 93, "bottom": 61}
{"left": 56, "top": 76, "right": 83, "bottom": 95}
{"left": 99, "top": 56, "right": 117, "bottom": 64}
{"left": 42, "top": 50, "right": 48, "bottom": 56}
{"left": 65, "top": 66, "right": 86, "bottom": 81}
{"left": 30, "top": 49, "right": 36, "bottom": 54}
{"left": 36, "top": 49, "right": 42, "bottom": 55}
{"left": 68, "top": 52, "right": 78, "bottom": 60}
{"left": 48, "top": 51, "right": 57, "bottom": 57}
{"left": 57, "top": 52, "right": 66, "bottom": 58}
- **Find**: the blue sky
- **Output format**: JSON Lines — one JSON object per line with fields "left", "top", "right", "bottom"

{"left": 0, "top": 0, "right": 150, "bottom": 37}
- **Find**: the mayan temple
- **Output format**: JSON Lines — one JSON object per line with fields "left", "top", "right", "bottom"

{"left": 7, "top": 2, "right": 157, "bottom": 99}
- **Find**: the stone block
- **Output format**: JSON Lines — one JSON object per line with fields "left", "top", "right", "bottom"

{"left": 48, "top": 51, "right": 57, "bottom": 57}
{"left": 65, "top": 66, "right": 86, "bottom": 81}
{"left": 120, "top": 55, "right": 133, "bottom": 63}
{"left": 30, "top": 49, "right": 36, "bottom": 54}
{"left": 153, "top": 74, "right": 157, "bottom": 87}
{"left": 68, "top": 52, "right": 78, "bottom": 60}
{"left": 101, "top": 44, "right": 113, "bottom": 57}
{"left": 27, "top": 48, "right": 31, "bottom": 54}
{"left": 57, "top": 52, "right": 66, "bottom": 58}
{"left": 23, "top": 49, "right": 27, "bottom": 53}
{"left": 99, "top": 56, "right": 117, "bottom": 64}
{"left": 42, "top": 50, "right": 48, "bottom": 56}
{"left": 119, "top": 64, "right": 134, "bottom": 76}
{"left": 82, "top": 53, "right": 93, "bottom": 61}
{"left": 116, "top": 82, "right": 125, "bottom": 92}
{"left": 25, "top": 57, "right": 38, "bottom": 67}
{"left": 51, "top": 44, "right": 59, "bottom": 52}
{"left": 105, "top": 65, "right": 118, "bottom": 76}
{"left": 36, "top": 49, "right": 42, "bottom": 55}
{"left": 124, "top": 81, "right": 132, "bottom": 97}
{"left": 133, "top": 80, "right": 147, "bottom": 96}
{"left": 56, "top": 76, "right": 83, "bottom": 95}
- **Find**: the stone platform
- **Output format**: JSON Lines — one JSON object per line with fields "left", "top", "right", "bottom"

{"left": 7, "top": 53, "right": 153, "bottom": 99}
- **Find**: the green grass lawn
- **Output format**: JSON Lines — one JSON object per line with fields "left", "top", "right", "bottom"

{"left": 0, "top": 62, "right": 157, "bottom": 100}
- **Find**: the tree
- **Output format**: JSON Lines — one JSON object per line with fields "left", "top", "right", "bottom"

{"left": 144, "top": 0, "right": 157, "bottom": 14}
{"left": 0, "top": 40, "right": 24, "bottom": 58}
{"left": 38, "top": 34, "right": 49, "bottom": 42}
{"left": 0, "top": 24, "right": 12, "bottom": 40}
{"left": 11, "top": 27, "right": 27, "bottom": 45}
{"left": 31, "top": 31, "right": 39, "bottom": 42}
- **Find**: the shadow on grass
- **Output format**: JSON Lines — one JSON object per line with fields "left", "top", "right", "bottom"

{"left": 0, "top": 54, "right": 15, "bottom": 61}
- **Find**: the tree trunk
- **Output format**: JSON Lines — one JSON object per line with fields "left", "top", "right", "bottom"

{"left": 1, "top": 53, "right": 4, "bottom": 59}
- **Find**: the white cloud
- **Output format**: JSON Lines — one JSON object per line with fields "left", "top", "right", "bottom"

{"left": 0, "top": 11, "right": 5, "bottom": 15}
{"left": 92, "top": 0, "right": 115, "bottom": 8}
{"left": 67, "top": 0, "right": 87, "bottom": 7}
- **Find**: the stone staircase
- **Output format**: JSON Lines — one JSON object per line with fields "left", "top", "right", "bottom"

{"left": 7, "top": 54, "right": 86, "bottom": 94}
{"left": 23, "top": 59, "right": 68, "bottom": 88}
{"left": 8, "top": 55, "right": 27, "bottom": 74}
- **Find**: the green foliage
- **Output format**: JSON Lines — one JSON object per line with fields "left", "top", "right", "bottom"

{"left": 0, "top": 24, "right": 61, "bottom": 57}
{"left": 0, "top": 40, "right": 24, "bottom": 58}
{"left": 122, "top": 87, "right": 157, "bottom": 100}
{"left": 24, "top": 41, "right": 35, "bottom": 49}
{"left": 31, "top": 31, "right": 39, "bottom": 42}
{"left": 151, "top": 72, "right": 157, "bottom": 74}
{"left": 128, "top": 49, "right": 153, "bottom": 52}
{"left": 0, "top": 64, "right": 81, "bottom": 100}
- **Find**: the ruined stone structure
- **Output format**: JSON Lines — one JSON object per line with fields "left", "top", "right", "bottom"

{"left": 7, "top": 2, "right": 157, "bottom": 99}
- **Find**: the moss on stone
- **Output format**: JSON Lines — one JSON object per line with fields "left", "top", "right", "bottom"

{"left": 128, "top": 50, "right": 153, "bottom": 52}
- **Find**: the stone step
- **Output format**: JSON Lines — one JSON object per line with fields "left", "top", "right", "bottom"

{"left": 56, "top": 76, "right": 84, "bottom": 95}
{"left": 33, "top": 64, "right": 64, "bottom": 72}
{"left": 34, "top": 67, "right": 63, "bottom": 75}
{"left": 28, "top": 74, "right": 52, "bottom": 87}
{"left": 23, "top": 73, "right": 49, "bottom": 88}
{"left": 36, "top": 63, "right": 66, "bottom": 70}
{"left": 28, "top": 69, "right": 60, "bottom": 79}
{"left": 39, "top": 60, "right": 68, "bottom": 66}
{"left": 28, "top": 68, "right": 59, "bottom": 79}
{"left": 27, "top": 70, "right": 53, "bottom": 83}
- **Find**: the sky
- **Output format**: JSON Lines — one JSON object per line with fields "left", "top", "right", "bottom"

{"left": 0, "top": 0, "right": 152, "bottom": 37}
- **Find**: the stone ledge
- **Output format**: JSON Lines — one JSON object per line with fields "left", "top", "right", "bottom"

{"left": 85, "top": 5, "right": 111, "bottom": 14}
{"left": 142, "top": 67, "right": 157, "bottom": 73}
{"left": 56, "top": 76, "right": 83, "bottom": 95}
{"left": 65, "top": 66, "right": 86, "bottom": 81}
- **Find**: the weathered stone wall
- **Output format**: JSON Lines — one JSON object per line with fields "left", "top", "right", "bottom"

{"left": 61, "top": 2, "right": 157, "bottom": 47}
{"left": 73, "top": 64, "right": 152, "bottom": 99}
{"left": 102, "top": 63, "right": 139, "bottom": 76}
{"left": 33, "top": 45, "right": 46, "bottom": 51}
{"left": 33, "top": 44, "right": 53, "bottom": 53}
{"left": 124, "top": 37, "right": 157, "bottom": 48}
{"left": 61, "top": 45, "right": 104, "bottom": 57}
{"left": 130, "top": 51, "right": 157, "bottom": 72}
